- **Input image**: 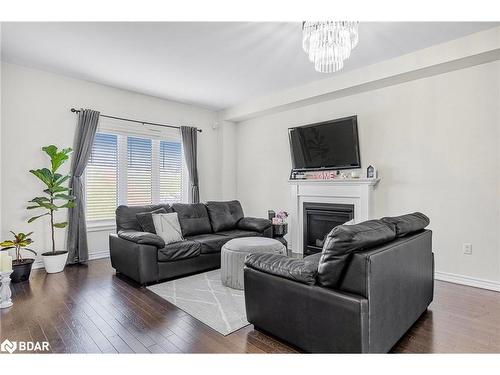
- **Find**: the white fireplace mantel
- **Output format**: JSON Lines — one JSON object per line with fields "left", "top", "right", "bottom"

{"left": 288, "top": 178, "right": 380, "bottom": 254}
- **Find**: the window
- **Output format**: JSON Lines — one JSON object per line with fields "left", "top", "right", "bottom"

{"left": 85, "top": 133, "right": 118, "bottom": 221}
{"left": 127, "top": 136, "right": 153, "bottom": 206}
{"left": 159, "top": 140, "right": 183, "bottom": 203}
{"left": 85, "top": 120, "right": 186, "bottom": 224}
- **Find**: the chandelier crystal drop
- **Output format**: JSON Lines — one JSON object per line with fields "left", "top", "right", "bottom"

{"left": 302, "top": 21, "right": 359, "bottom": 73}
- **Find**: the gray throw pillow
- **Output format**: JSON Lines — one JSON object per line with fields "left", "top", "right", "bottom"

{"left": 152, "top": 213, "right": 184, "bottom": 245}
{"left": 136, "top": 207, "right": 168, "bottom": 233}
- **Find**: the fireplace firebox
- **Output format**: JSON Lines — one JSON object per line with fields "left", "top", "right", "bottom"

{"left": 303, "top": 202, "right": 354, "bottom": 256}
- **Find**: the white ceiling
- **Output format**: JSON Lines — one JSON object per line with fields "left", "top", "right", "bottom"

{"left": 1, "top": 22, "right": 498, "bottom": 110}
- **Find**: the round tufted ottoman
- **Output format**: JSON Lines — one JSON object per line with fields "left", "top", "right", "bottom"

{"left": 221, "top": 237, "right": 286, "bottom": 290}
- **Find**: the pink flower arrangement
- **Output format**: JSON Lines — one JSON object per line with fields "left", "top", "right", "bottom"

{"left": 272, "top": 210, "right": 289, "bottom": 224}
{"left": 276, "top": 211, "right": 289, "bottom": 220}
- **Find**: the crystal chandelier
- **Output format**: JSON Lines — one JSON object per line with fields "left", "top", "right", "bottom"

{"left": 302, "top": 21, "right": 359, "bottom": 73}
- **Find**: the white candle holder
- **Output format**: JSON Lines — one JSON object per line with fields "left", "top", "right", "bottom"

{"left": 0, "top": 271, "right": 13, "bottom": 308}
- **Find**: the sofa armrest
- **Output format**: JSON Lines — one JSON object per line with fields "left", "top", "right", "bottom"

{"left": 117, "top": 230, "right": 165, "bottom": 248}
{"left": 109, "top": 234, "right": 159, "bottom": 284}
{"left": 237, "top": 217, "right": 271, "bottom": 233}
{"left": 361, "top": 230, "right": 434, "bottom": 353}
{"left": 244, "top": 253, "right": 320, "bottom": 285}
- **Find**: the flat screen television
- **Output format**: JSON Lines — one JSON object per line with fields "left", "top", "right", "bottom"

{"left": 288, "top": 116, "right": 361, "bottom": 171}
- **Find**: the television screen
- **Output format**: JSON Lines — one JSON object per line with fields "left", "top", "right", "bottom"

{"left": 288, "top": 116, "right": 360, "bottom": 170}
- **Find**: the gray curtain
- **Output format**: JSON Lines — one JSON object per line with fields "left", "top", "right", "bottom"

{"left": 180, "top": 126, "right": 200, "bottom": 203}
{"left": 67, "top": 109, "right": 100, "bottom": 264}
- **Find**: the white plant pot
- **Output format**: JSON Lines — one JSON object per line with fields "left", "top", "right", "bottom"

{"left": 41, "top": 251, "right": 69, "bottom": 274}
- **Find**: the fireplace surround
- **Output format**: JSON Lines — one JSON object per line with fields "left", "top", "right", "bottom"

{"left": 288, "top": 178, "right": 380, "bottom": 254}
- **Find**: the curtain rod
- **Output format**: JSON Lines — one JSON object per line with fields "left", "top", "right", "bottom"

{"left": 70, "top": 108, "right": 202, "bottom": 133}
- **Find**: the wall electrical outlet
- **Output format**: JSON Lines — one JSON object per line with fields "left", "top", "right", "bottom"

{"left": 463, "top": 243, "right": 472, "bottom": 255}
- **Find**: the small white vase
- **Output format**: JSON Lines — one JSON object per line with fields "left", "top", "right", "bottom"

{"left": 41, "top": 251, "right": 69, "bottom": 274}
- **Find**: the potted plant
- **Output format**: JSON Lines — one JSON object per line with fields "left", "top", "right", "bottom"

{"left": 0, "top": 231, "right": 37, "bottom": 282}
{"left": 28, "top": 145, "right": 75, "bottom": 274}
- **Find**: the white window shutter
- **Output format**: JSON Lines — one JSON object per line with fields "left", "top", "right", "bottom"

{"left": 85, "top": 126, "right": 185, "bottom": 223}
{"left": 85, "top": 133, "right": 118, "bottom": 221}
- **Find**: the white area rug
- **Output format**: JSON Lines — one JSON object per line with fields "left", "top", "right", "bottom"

{"left": 147, "top": 269, "right": 249, "bottom": 335}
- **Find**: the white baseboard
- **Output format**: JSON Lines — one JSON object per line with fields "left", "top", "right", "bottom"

{"left": 435, "top": 271, "right": 500, "bottom": 292}
{"left": 32, "top": 250, "right": 110, "bottom": 270}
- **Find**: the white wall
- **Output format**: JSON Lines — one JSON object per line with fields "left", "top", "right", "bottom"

{"left": 235, "top": 61, "right": 500, "bottom": 285}
{"left": 1, "top": 62, "right": 222, "bottom": 265}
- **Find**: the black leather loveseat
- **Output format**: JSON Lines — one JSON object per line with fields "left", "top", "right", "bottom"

{"left": 109, "top": 200, "right": 272, "bottom": 284}
{"left": 244, "top": 213, "right": 434, "bottom": 353}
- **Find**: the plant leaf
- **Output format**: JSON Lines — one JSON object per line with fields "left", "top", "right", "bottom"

{"left": 53, "top": 222, "right": 68, "bottom": 228}
{"left": 59, "top": 201, "right": 76, "bottom": 209}
{"left": 54, "top": 193, "right": 74, "bottom": 200}
{"left": 29, "top": 196, "right": 50, "bottom": 203}
{"left": 28, "top": 213, "right": 50, "bottom": 223}
{"left": 37, "top": 202, "right": 58, "bottom": 210}
{"left": 54, "top": 175, "right": 71, "bottom": 187}
{"left": 42, "top": 145, "right": 58, "bottom": 158}
{"left": 0, "top": 241, "right": 14, "bottom": 247}
{"left": 18, "top": 239, "right": 33, "bottom": 247}
{"left": 41, "top": 146, "right": 73, "bottom": 173}
{"left": 30, "top": 168, "right": 54, "bottom": 187}
{"left": 48, "top": 186, "right": 69, "bottom": 193}
{"left": 51, "top": 153, "right": 68, "bottom": 172}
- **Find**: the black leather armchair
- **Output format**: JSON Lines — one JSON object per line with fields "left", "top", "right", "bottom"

{"left": 244, "top": 215, "right": 434, "bottom": 353}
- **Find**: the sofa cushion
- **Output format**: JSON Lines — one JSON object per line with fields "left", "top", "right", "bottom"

{"left": 381, "top": 212, "right": 430, "bottom": 237}
{"left": 317, "top": 219, "right": 396, "bottom": 289}
{"left": 216, "top": 229, "right": 262, "bottom": 238}
{"left": 157, "top": 240, "right": 201, "bottom": 262}
{"left": 171, "top": 203, "right": 213, "bottom": 237}
{"left": 205, "top": 200, "right": 244, "bottom": 232}
{"left": 136, "top": 207, "right": 168, "bottom": 233}
{"left": 245, "top": 252, "right": 320, "bottom": 285}
{"left": 185, "top": 233, "right": 230, "bottom": 254}
{"left": 116, "top": 204, "right": 171, "bottom": 232}
{"left": 237, "top": 217, "right": 272, "bottom": 233}
{"left": 117, "top": 230, "right": 165, "bottom": 248}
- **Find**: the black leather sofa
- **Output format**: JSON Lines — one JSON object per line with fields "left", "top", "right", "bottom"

{"left": 109, "top": 200, "right": 272, "bottom": 284}
{"left": 244, "top": 213, "right": 434, "bottom": 353}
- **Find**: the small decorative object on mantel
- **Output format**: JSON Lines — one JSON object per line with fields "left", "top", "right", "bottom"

{"left": 299, "top": 170, "right": 337, "bottom": 180}
{"left": 367, "top": 165, "right": 378, "bottom": 179}
{"left": 290, "top": 170, "right": 306, "bottom": 180}
{"left": 0, "top": 253, "right": 14, "bottom": 308}
{"left": 291, "top": 169, "right": 367, "bottom": 181}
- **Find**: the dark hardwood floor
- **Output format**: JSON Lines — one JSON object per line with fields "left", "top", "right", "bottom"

{"left": 1, "top": 258, "right": 499, "bottom": 354}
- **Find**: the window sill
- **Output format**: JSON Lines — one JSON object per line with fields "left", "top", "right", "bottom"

{"left": 87, "top": 220, "right": 116, "bottom": 233}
